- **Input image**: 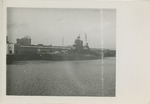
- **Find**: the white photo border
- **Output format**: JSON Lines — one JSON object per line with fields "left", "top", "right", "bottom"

{"left": 1, "top": 0, "right": 150, "bottom": 104}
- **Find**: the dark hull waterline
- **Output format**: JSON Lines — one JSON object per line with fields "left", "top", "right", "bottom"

{"left": 7, "top": 54, "right": 101, "bottom": 64}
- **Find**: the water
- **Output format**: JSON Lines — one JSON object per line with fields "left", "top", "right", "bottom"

{"left": 7, "top": 57, "right": 116, "bottom": 96}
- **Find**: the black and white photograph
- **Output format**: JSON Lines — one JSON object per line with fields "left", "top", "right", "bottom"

{"left": 6, "top": 8, "right": 116, "bottom": 96}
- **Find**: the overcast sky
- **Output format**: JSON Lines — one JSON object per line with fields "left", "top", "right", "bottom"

{"left": 7, "top": 8, "right": 116, "bottom": 49}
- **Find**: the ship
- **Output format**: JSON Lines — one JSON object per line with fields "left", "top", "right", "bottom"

{"left": 7, "top": 35, "right": 102, "bottom": 64}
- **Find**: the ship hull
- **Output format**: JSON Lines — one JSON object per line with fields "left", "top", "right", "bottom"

{"left": 41, "top": 54, "right": 101, "bottom": 61}
{"left": 10, "top": 54, "right": 101, "bottom": 61}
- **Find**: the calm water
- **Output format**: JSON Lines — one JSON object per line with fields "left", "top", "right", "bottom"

{"left": 7, "top": 57, "right": 116, "bottom": 96}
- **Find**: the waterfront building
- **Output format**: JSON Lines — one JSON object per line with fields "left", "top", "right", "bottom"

{"left": 16, "top": 36, "right": 31, "bottom": 46}
{"left": 7, "top": 43, "right": 14, "bottom": 54}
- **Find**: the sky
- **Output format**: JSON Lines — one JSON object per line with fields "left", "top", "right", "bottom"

{"left": 7, "top": 8, "right": 116, "bottom": 49}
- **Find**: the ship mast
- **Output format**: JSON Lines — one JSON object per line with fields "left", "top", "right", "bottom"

{"left": 85, "top": 33, "right": 87, "bottom": 45}
{"left": 62, "top": 36, "right": 64, "bottom": 46}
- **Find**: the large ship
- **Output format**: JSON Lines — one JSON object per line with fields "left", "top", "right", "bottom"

{"left": 37, "top": 35, "right": 101, "bottom": 61}
{"left": 7, "top": 35, "right": 102, "bottom": 64}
